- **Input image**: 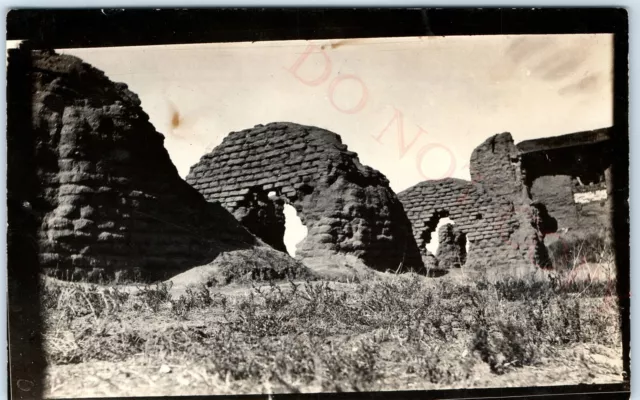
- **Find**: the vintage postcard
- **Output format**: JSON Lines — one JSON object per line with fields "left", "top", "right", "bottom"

{"left": 5, "top": 9, "right": 629, "bottom": 400}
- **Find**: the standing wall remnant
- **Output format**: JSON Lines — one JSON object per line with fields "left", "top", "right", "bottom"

{"left": 186, "top": 122, "right": 424, "bottom": 273}
{"left": 399, "top": 133, "right": 554, "bottom": 272}
{"left": 12, "top": 48, "right": 304, "bottom": 282}
{"left": 530, "top": 175, "right": 579, "bottom": 231}
{"left": 470, "top": 132, "right": 525, "bottom": 202}
{"left": 517, "top": 128, "right": 613, "bottom": 239}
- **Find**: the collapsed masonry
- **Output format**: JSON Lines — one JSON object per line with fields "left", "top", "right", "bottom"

{"left": 9, "top": 48, "right": 305, "bottom": 282}
{"left": 186, "top": 122, "right": 424, "bottom": 273}
{"left": 436, "top": 223, "right": 467, "bottom": 269}
{"left": 12, "top": 47, "right": 611, "bottom": 280}
{"left": 517, "top": 128, "right": 613, "bottom": 242}
{"left": 399, "top": 133, "right": 556, "bottom": 272}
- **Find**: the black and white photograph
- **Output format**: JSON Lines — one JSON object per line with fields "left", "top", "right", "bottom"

{"left": 5, "top": 9, "right": 630, "bottom": 399}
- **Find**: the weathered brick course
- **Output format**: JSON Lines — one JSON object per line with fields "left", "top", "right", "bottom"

{"left": 399, "top": 133, "right": 552, "bottom": 271}
{"left": 186, "top": 122, "right": 424, "bottom": 273}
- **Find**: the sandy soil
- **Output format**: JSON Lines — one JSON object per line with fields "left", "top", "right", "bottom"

{"left": 44, "top": 342, "right": 624, "bottom": 398}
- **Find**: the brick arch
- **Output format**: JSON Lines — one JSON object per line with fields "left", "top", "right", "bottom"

{"left": 186, "top": 122, "right": 424, "bottom": 273}
{"left": 234, "top": 185, "right": 311, "bottom": 256}
{"left": 419, "top": 209, "right": 450, "bottom": 249}
{"left": 399, "top": 133, "right": 555, "bottom": 272}
{"left": 399, "top": 177, "right": 535, "bottom": 270}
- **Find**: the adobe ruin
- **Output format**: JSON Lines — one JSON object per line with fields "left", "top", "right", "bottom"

{"left": 399, "top": 133, "right": 554, "bottom": 272}
{"left": 186, "top": 122, "right": 424, "bottom": 273}
{"left": 10, "top": 48, "right": 305, "bottom": 282}
{"left": 12, "top": 47, "right": 611, "bottom": 280}
{"left": 517, "top": 128, "right": 613, "bottom": 241}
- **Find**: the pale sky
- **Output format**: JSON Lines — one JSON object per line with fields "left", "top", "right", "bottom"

{"left": 57, "top": 34, "right": 613, "bottom": 194}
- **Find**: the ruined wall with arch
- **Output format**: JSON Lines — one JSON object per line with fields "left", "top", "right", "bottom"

{"left": 398, "top": 178, "right": 529, "bottom": 269}
{"left": 186, "top": 122, "right": 424, "bottom": 273}
{"left": 398, "top": 133, "right": 554, "bottom": 272}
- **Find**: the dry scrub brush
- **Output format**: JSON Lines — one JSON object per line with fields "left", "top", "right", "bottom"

{"left": 41, "top": 258, "right": 622, "bottom": 393}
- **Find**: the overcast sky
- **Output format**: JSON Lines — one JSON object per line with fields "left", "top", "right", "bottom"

{"left": 59, "top": 34, "right": 612, "bottom": 194}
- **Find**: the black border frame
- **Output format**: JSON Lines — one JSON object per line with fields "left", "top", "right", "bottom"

{"left": 5, "top": 8, "right": 630, "bottom": 400}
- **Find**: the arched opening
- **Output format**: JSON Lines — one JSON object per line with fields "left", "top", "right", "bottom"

{"left": 282, "top": 203, "right": 307, "bottom": 257}
{"left": 425, "top": 217, "right": 454, "bottom": 254}
{"left": 420, "top": 210, "right": 449, "bottom": 253}
{"left": 266, "top": 191, "right": 308, "bottom": 257}
{"left": 435, "top": 222, "right": 468, "bottom": 268}
{"left": 234, "top": 190, "right": 308, "bottom": 257}
{"left": 421, "top": 211, "right": 471, "bottom": 269}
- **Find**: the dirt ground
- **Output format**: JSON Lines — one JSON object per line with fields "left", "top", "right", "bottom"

{"left": 40, "top": 267, "right": 625, "bottom": 398}
{"left": 45, "top": 343, "right": 623, "bottom": 398}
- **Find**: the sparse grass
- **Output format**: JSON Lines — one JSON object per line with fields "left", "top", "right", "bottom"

{"left": 212, "top": 247, "right": 315, "bottom": 285}
{"left": 41, "top": 252, "right": 623, "bottom": 396}
{"left": 548, "top": 232, "right": 614, "bottom": 273}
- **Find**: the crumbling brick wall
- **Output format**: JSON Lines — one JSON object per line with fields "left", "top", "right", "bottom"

{"left": 470, "top": 132, "right": 525, "bottom": 202}
{"left": 186, "top": 122, "right": 424, "bottom": 273}
{"left": 518, "top": 128, "right": 613, "bottom": 239}
{"left": 530, "top": 175, "right": 579, "bottom": 232}
{"left": 399, "top": 178, "right": 531, "bottom": 269}
{"left": 15, "top": 48, "right": 301, "bottom": 281}
{"left": 399, "top": 133, "right": 553, "bottom": 271}
{"left": 531, "top": 175, "right": 611, "bottom": 238}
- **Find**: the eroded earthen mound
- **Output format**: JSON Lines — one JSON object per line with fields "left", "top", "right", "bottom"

{"left": 10, "top": 47, "right": 306, "bottom": 282}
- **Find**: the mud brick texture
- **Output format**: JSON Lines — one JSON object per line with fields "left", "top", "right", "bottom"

{"left": 186, "top": 122, "right": 424, "bottom": 273}
{"left": 399, "top": 133, "right": 553, "bottom": 272}
{"left": 18, "top": 48, "right": 298, "bottom": 282}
